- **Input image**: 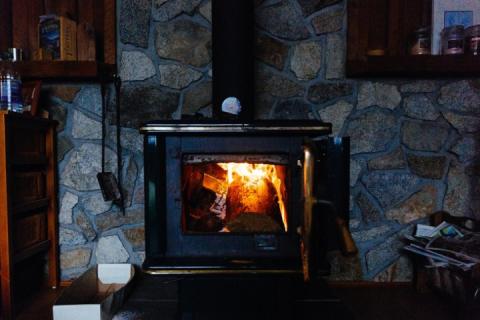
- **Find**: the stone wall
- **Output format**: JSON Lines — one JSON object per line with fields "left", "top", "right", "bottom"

{"left": 52, "top": 0, "right": 480, "bottom": 281}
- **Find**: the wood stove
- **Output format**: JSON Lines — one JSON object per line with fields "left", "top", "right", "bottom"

{"left": 140, "top": 120, "right": 355, "bottom": 281}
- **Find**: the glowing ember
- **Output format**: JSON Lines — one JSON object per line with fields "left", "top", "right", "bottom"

{"left": 218, "top": 163, "right": 288, "bottom": 231}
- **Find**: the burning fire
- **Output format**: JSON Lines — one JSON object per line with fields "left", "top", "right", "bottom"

{"left": 218, "top": 163, "right": 288, "bottom": 231}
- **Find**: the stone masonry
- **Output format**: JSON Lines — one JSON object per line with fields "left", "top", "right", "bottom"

{"left": 49, "top": 0, "right": 480, "bottom": 281}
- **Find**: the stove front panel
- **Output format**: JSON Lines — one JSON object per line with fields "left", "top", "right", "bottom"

{"left": 145, "top": 135, "right": 306, "bottom": 261}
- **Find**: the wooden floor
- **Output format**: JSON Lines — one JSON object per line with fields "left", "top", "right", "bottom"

{"left": 14, "top": 276, "right": 469, "bottom": 320}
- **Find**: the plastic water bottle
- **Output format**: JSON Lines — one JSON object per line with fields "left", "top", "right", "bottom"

{"left": 0, "top": 66, "right": 23, "bottom": 113}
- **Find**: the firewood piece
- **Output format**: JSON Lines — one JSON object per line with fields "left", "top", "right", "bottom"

{"left": 226, "top": 175, "right": 282, "bottom": 226}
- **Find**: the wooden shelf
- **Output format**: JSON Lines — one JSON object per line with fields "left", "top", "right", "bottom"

{"left": 13, "top": 240, "right": 50, "bottom": 264}
{"left": 0, "top": 61, "right": 116, "bottom": 81}
{"left": 13, "top": 198, "right": 49, "bottom": 215}
{"left": 347, "top": 55, "right": 480, "bottom": 78}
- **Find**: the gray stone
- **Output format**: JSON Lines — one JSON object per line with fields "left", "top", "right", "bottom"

{"left": 256, "top": 65, "right": 304, "bottom": 98}
{"left": 95, "top": 208, "right": 144, "bottom": 232}
{"left": 346, "top": 109, "right": 396, "bottom": 154}
{"left": 74, "top": 87, "right": 102, "bottom": 116}
{"left": 349, "top": 219, "right": 361, "bottom": 230}
{"left": 325, "top": 33, "right": 345, "bottom": 79}
{"left": 49, "top": 86, "right": 80, "bottom": 103}
{"left": 59, "top": 192, "right": 78, "bottom": 224}
{"left": 312, "top": 8, "right": 343, "bottom": 34}
{"left": 358, "top": 82, "right": 402, "bottom": 110}
{"left": 451, "top": 135, "right": 477, "bottom": 163}
{"left": 443, "top": 112, "right": 480, "bottom": 133}
{"left": 254, "top": 94, "right": 276, "bottom": 120}
{"left": 96, "top": 235, "right": 129, "bottom": 264}
{"left": 400, "top": 81, "right": 437, "bottom": 93}
{"left": 444, "top": 164, "right": 472, "bottom": 217}
{"left": 298, "top": 0, "right": 341, "bottom": 16}
{"left": 108, "top": 126, "right": 143, "bottom": 154}
{"left": 356, "top": 192, "right": 382, "bottom": 223}
{"left": 60, "top": 228, "right": 86, "bottom": 246}
{"left": 373, "top": 256, "right": 413, "bottom": 282}
{"left": 60, "top": 248, "right": 91, "bottom": 270}
{"left": 368, "top": 147, "right": 407, "bottom": 171}
{"left": 365, "top": 226, "right": 414, "bottom": 273}
{"left": 256, "top": 1, "right": 309, "bottom": 40}
{"left": 120, "top": 0, "right": 151, "bottom": 48}
{"left": 195, "top": 105, "right": 213, "bottom": 118}
{"left": 72, "top": 110, "right": 101, "bottom": 140}
{"left": 183, "top": 81, "right": 212, "bottom": 115}
{"left": 385, "top": 185, "right": 437, "bottom": 224}
{"left": 307, "top": 82, "right": 353, "bottom": 104}
{"left": 155, "top": 20, "right": 211, "bottom": 67}
{"left": 45, "top": 105, "right": 67, "bottom": 132}
{"left": 273, "top": 99, "right": 312, "bottom": 120}
{"left": 361, "top": 172, "right": 421, "bottom": 209}
{"left": 438, "top": 81, "right": 480, "bottom": 115}
{"left": 290, "top": 41, "right": 322, "bottom": 80}
{"left": 407, "top": 154, "right": 447, "bottom": 179}
{"left": 82, "top": 193, "right": 112, "bottom": 215}
{"left": 159, "top": 64, "right": 202, "bottom": 89}
{"left": 120, "top": 51, "right": 156, "bottom": 81}
{"left": 76, "top": 211, "right": 97, "bottom": 241}
{"left": 401, "top": 120, "right": 449, "bottom": 152}
{"left": 352, "top": 225, "right": 390, "bottom": 243}
{"left": 134, "top": 170, "right": 145, "bottom": 205}
{"left": 57, "top": 136, "right": 74, "bottom": 162}
{"left": 120, "top": 86, "right": 180, "bottom": 128}
{"left": 123, "top": 226, "right": 145, "bottom": 250}
{"left": 350, "top": 159, "right": 362, "bottom": 187}
{"left": 403, "top": 94, "right": 440, "bottom": 121}
{"left": 62, "top": 144, "right": 116, "bottom": 191}
{"left": 152, "top": 0, "right": 202, "bottom": 21}
{"left": 255, "top": 34, "right": 289, "bottom": 70}
{"left": 199, "top": 0, "right": 212, "bottom": 23}
{"left": 122, "top": 157, "right": 138, "bottom": 208}
{"left": 317, "top": 100, "right": 352, "bottom": 135}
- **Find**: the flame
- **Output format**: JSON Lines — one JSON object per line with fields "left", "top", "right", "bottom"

{"left": 218, "top": 163, "right": 288, "bottom": 231}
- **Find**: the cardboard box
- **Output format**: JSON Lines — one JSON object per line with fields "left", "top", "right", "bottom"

{"left": 53, "top": 264, "right": 135, "bottom": 320}
{"left": 39, "top": 15, "right": 77, "bottom": 61}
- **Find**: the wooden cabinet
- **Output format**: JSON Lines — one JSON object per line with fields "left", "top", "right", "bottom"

{"left": 0, "top": 112, "right": 58, "bottom": 320}
{"left": 0, "top": 0, "right": 116, "bottom": 81}
{"left": 347, "top": 0, "right": 480, "bottom": 77}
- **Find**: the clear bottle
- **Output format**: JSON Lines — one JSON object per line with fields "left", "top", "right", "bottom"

{"left": 0, "top": 65, "right": 23, "bottom": 113}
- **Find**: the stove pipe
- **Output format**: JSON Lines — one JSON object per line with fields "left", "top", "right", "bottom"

{"left": 212, "top": 0, "right": 255, "bottom": 121}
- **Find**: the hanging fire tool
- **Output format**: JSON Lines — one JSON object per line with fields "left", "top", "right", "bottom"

{"left": 97, "top": 76, "right": 125, "bottom": 215}
{"left": 301, "top": 140, "right": 358, "bottom": 282}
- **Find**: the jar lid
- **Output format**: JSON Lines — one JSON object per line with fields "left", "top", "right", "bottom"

{"left": 414, "top": 27, "right": 431, "bottom": 37}
{"left": 443, "top": 25, "right": 465, "bottom": 36}
{"left": 466, "top": 24, "right": 480, "bottom": 37}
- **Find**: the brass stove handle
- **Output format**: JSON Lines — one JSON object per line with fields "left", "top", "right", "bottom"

{"left": 301, "top": 143, "right": 358, "bottom": 282}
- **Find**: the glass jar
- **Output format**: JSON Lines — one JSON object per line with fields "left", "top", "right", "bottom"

{"left": 466, "top": 25, "right": 480, "bottom": 55}
{"left": 410, "top": 27, "right": 431, "bottom": 55}
{"left": 442, "top": 25, "right": 465, "bottom": 55}
{"left": 0, "top": 66, "right": 23, "bottom": 113}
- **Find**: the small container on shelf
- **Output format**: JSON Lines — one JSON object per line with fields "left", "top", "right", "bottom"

{"left": 0, "top": 65, "right": 23, "bottom": 113}
{"left": 410, "top": 27, "right": 431, "bottom": 55}
{"left": 442, "top": 25, "right": 465, "bottom": 55}
{"left": 465, "top": 25, "right": 480, "bottom": 56}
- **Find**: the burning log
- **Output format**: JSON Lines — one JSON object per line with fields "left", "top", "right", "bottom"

{"left": 225, "top": 174, "right": 283, "bottom": 229}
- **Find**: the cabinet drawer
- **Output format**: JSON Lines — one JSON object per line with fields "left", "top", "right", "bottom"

{"left": 10, "top": 127, "right": 46, "bottom": 161}
{"left": 13, "top": 212, "right": 47, "bottom": 252}
{"left": 12, "top": 172, "right": 46, "bottom": 205}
